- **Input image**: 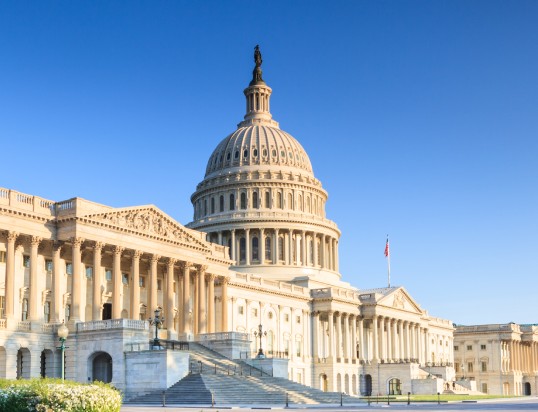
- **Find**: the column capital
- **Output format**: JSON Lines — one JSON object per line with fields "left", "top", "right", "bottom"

{"left": 71, "top": 237, "right": 85, "bottom": 248}
{"left": 207, "top": 273, "right": 216, "bottom": 281}
{"left": 93, "top": 241, "right": 105, "bottom": 251}
{"left": 7, "top": 231, "right": 19, "bottom": 242}
{"left": 151, "top": 254, "right": 161, "bottom": 263}
{"left": 167, "top": 257, "right": 177, "bottom": 267}
{"left": 53, "top": 241, "right": 63, "bottom": 253}
{"left": 30, "top": 236, "right": 43, "bottom": 246}
{"left": 113, "top": 245, "right": 125, "bottom": 255}
{"left": 198, "top": 264, "right": 208, "bottom": 274}
{"left": 132, "top": 250, "right": 143, "bottom": 259}
{"left": 221, "top": 275, "right": 230, "bottom": 284}
{"left": 181, "top": 261, "right": 193, "bottom": 270}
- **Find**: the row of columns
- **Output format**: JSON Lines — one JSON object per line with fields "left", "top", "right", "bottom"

{"left": 2, "top": 232, "right": 230, "bottom": 335}
{"left": 505, "top": 340, "right": 538, "bottom": 373}
{"left": 209, "top": 228, "right": 338, "bottom": 271}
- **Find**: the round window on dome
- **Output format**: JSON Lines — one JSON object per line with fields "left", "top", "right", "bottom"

{"left": 234, "top": 150, "right": 239, "bottom": 159}
{"left": 289, "top": 151, "right": 293, "bottom": 158}
{"left": 272, "top": 149, "right": 277, "bottom": 157}
{"left": 253, "top": 149, "right": 258, "bottom": 157}
{"left": 281, "top": 150, "right": 285, "bottom": 157}
{"left": 243, "top": 149, "right": 249, "bottom": 158}
{"left": 227, "top": 152, "right": 231, "bottom": 161}
{"left": 263, "top": 149, "right": 268, "bottom": 157}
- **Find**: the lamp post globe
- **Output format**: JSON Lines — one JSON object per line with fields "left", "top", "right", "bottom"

{"left": 57, "top": 322, "right": 69, "bottom": 382}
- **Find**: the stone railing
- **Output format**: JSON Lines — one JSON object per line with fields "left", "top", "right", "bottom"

{"left": 0, "top": 319, "right": 6, "bottom": 329}
{"left": 42, "top": 323, "right": 62, "bottom": 333}
{"left": 455, "top": 323, "right": 519, "bottom": 333}
{"left": 76, "top": 319, "right": 149, "bottom": 332}
{"left": 232, "top": 272, "right": 310, "bottom": 297}
{"left": 312, "top": 287, "right": 359, "bottom": 301}
{"left": 18, "top": 321, "right": 31, "bottom": 332}
{"left": 0, "top": 188, "right": 55, "bottom": 216}
{"left": 195, "top": 332, "right": 250, "bottom": 342}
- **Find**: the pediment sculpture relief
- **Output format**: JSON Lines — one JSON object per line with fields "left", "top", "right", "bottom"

{"left": 393, "top": 291, "right": 405, "bottom": 309}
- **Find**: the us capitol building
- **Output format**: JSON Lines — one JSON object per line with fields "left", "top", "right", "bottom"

{"left": 0, "top": 48, "right": 536, "bottom": 398}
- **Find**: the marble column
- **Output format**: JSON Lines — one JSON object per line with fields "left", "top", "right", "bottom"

{"left": 358, "top": 317, "right": 364, "bottom": 360}
{"left": 182, "top": 262, "right": 191, "bottom": 335}
{"left": 221, "top": 276, "right": 229, "bottom": 331}
{"left": 198, "top": 266, "right": 207, "bottom": 333}
{"left": 393, "top": 320, "right": 399, "bottom": 360}
{"left": 260, "top": 228, "right": 265, "bottom": 263}
{"left": 231, "top": 229, "right": 236, "bottom": 262}
{"left": 71, "top": 237, "right": 84, "bottom": 322}
{"left": 351, "top": 315, "right": 357, "bottom": 361}
{"left": 312, "top": 312, "right": 319, "bottom": 360}
{"left": 29, "top": 236, "right": 42, "bottom": 321}
{"left": 245, "top": 229, "right": 251, "bottom": 265}
{"left": 301, "top": 230, "right": 307, "bottom": 265}
{"left": 112, "top": 246, "right": 124, "bottom": 319}
{"left": 272, "top": 229, "right": 279, "bottom": 264}
{"left": 52, "top": 242, "right": 62, "bottom": 322}
{"left": 344, "top": 313, "right": 350, "bottom": 360}
{"left": 4, "top": 232, "right": 18, "bottom": 320}
{"left": 166, "top": 258, "right": 176, "bottom": 333}
{"left": 149, "top": 255, "right": 160, "bottom": 312}
{"left": 321, "top": 234, "right": 326, "bottom": 269}
{"left": 313, "top": 234, "right": 319, "bottom": 267}
{"left": 372, "top": 317, "right": 379, "bottom": 361}
{"left": 328, "top": 311, "right": 334, "bottom": 359}
{"left": 207, "top": 274, "right": 215, "bottom": 333}
{"left": 386, "top": 318, "right": 392, "bottom": 361}
{"left": 130, "top": 251, "right": 141, "bottom": 320}
{"left": 92, "top": 242, "right": 104, "bottom": 321}
{"left": 288, "top": 230, "right": 294, "bottom": 265}
{"left": 336, "top": 312, "right": 343, "bottom": 359}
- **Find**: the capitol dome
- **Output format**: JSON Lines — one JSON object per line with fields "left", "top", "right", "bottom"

{"left": 187, "top": 46, "right": 342, "bottom": 286}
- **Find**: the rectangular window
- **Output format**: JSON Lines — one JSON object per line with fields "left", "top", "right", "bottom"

{"left": 105, "top": 269, "right": 112, "bottom": 281}
{"left": 0, "top": 251, "right": 6, "bottom": 263}
{"left": 66, "top": 262, "right": 73, "bottom": 275}
{"left": 122, "top": 273, "right": 129, "bottom": 285}
{"left": 85, "top": 266, "right": 93, "bottom": 279}
{"left": 467, "top": 362, "right": 474, "bottom": 372}
{"left": 284, "top": 340, "right": 290, "bottom": 357}
{"left": 296, "top": 341, "right": 301, "bottom": 357}
{"left": 455, "top": 363, "right": 460, "bottom": 372}
{"left": 467, "top": 345, "right": 473, "bottom": 351}
{"left": 454, "top": 346, "right": 459, "bottom": 351}
{"left": 296, "top": 316, "right": 301, "bottom": 324}
{"left": 238, "top": 306, "right": 244, "bottom": 315}
{"left": 0, "top": 296, "right": 4, "bottom": 318}
{"left": 45, "top": 259, "right": 53, "bottom": 274}
{"left": 23, "top": 255, "right": 30, "bottom": 268}
{"left": 285, "top": 314, "right": 289, "bottom": 322}
{"left": 481, "top": 361, "right": 487, "bottom": 372}
{"left": 157, "top": 279, "right": 162, "bottom": 291}
{"left": 481, "top": 344, "right": 486, "bottom": 350}
{"left": 44, "top": 301, "right": 51, "bottom": 323}
{"left": 251, "top": 308, "right": 258, "bottom": 317}
{"left": 139, "top": 276, "right": 146, "bottom": 288}
{"left": 481, "top": 383, "right": 488, "bottom": 394}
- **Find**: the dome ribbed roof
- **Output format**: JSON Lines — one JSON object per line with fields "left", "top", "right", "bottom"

{"left": 205, "top": 125, "right": 313, "bottom": 177}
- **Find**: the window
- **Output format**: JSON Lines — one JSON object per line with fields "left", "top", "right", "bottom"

{"left": 139, "top": 276, "right": 146, "bottom": 288}
{"left": 0, "top": 251, "right": 5, "bottom": 263}
{"left": 278, "top": 237, "right": 284, "bottom": 260}
{"left": 253, "top": 148, "right": 258, "bottom": 157}
{"left": 268, "top": 312, "right": 273, "bottom": 319}
{"left": 296, "top": 340, "right": 302, "bottom": 357}
{"left": 240, "top": 193, "right": 247, "bottom": 209}
{"left": 211, "top": 197, "right": 215, "bottom": 214}
{"left": 139, "top": 305, "right": 147, "bottom": 320}
{"left": 481, "top": 361, "right": 487, "bottom": 372}
{"left": 467, "top": 362, "right": 474, "bottom": 372}
{"left": 23, "top": 255, "right": 30, "bottom": 268}
{"left": 85, "top": 266, "right": 93, "bottom": 279}
{"left": 454, "top": 346, "right": 459, "bottom": 351}
{"left": 265, "top": 237, "right": 271, "bottom": 261}
{"left": 204, "top": 199, "right": 207, "bottom": 215}
{"left": 284, "top": 314, "right": 289, "bottom": 322}
{"left": 467, "top": 345, "right": 473, "bottom": 351}
{"left": 157, "top": 279, "right": 162, "bottom": 290}
{"left": 252, "top": 192, "right": 258, "bottom": 209}
{"left": 481, "top": 344, "right": 486, "bottom": 350}
{"left": 481, "top": 383, "right": 488, "bottom": 394}
{"left": 66, "top": 262, "right": 73, "bottom": 275}
{"left": 296, "top": 316, "right": 301, "bottom": 324}
{"left": 238, "top": 306, "right": 244, "bottom": 315}
{"left": 122, "top": 273, "right": 129, "bottom": 285}
{"left": 252, "top": 237, "right": 259, "bottom": 261}
{"left": 239, "top": 238, "right": 246, "bottom": 262}
{"left": 0, "top": 296, "right": 4, "bottom": 318}
{"left": 21, "top": 298, "right": 28, "bottom": 321}
{"left": 45, "top": 259, "right": 53, "bottom": 274}
{"left": 65, "top": 304, "right": 71, "bottom": 321}
{"left": 265, "top": 191, "right": 270, "bottom": 208}
{"left": 105, "top": 269, "right": 112, "bottom": 281}
{"left": 229, "top": 194, "right": 235, "bottom": 210}
{"left": 455, "top": 363, "right": 460, "bottom": 372}
{"left": 287, "top": 193, "right": 293, "bottom": 209}
{"left": 251, "top": 308, "right": 258, "bottom": 317}
{"left": 277, "top": 192, "right": 282, "bottom": 209}
{"left": 44, "top": 301, "right": 51, "bottom": 323}
{"left": 219, "top": 195, "right": 224, "bottom": 212}
{"left": 234, "top": 150, "right": 239, "bottom": 159}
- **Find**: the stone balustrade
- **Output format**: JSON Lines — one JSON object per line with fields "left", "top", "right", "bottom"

{"left": 76, "top": 319, "right": 149, "bottom": 332}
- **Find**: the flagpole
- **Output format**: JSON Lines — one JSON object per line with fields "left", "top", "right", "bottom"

{"left": 385, "top": 235, "right": 391, "bottom": 288}
{"left": 387, "top": 247, "right": 391, "bottom": 288}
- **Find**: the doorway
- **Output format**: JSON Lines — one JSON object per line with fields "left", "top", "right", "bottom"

{"left": 102, "top": 303, "right": 112, "bottom": 320}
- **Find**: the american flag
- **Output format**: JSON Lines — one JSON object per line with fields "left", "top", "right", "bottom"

{"left": 384, "top": 237, "right": 390, "bottom": 257}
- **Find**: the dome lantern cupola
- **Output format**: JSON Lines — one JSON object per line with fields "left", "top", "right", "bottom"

{"left": 238, "top": 45, "right": 279, "bottom": 129}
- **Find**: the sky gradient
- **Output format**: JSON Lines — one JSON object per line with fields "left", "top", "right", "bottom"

{"left": 1, "top": 1, "right": 537, "bottom": 325}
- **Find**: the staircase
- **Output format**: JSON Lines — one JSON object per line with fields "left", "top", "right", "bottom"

{"left": 126, "top": 342, "right": 362, "bottom": 406}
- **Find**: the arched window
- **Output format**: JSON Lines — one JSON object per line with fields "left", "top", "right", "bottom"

{"left": 306, "top": 196, "right": 311, "bottom": 213}
{"left": 204, "top": 199, "right": 207, "bottom": 216}
{"left": 309, "top": 239, "right": 314, "bottom": 265}
{"left": 298, "top": 194, "right": 303, "bottom": 211}
{"left": 252, "top": 237, "right": 259, "bottom": 261}
{"left": 230, "top": 194, "right": 235, "bottom": 211}
{"left": 240, "top": 193, "right": 247, "bottom": 210}
{"left": 21, "top": 298, "right": 28, "bottom": 321}
{"left": 277, "top": 192, "right": 282, "bottom": 209}
{"left": 239, "top": 238, "right": 246, "bottom": 262}
{"left": 287, "top": 193, "right": 293, "bottom": 210}
{"left": 278, "top": 237, "right": 284, "bottom": 261}
{"left": 211, "top": 197, "right": 215, "bottom": 214}
{"left": 253, "top": 192, "right": 258, "bottom": 209}
{"left": 265, "top": 191, "right": 270, "bottom": 208}
{"left": 265, "top": 236, "right": 271, "bottom": 261}
{"left": 219, "top": 195, "right": 224, "bottom": 212}
{"left": 317, "top": 239, "right": 321, "bottom": 265}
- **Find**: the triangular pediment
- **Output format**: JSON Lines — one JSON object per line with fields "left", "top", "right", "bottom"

{"left": 378, "top": 287, "right": 423, "bottom": 314}
{"left": 79, "top": 205, "right": 210, "bottom": 251}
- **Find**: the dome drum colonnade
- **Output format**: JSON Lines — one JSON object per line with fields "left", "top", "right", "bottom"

{"left": 0, "top": 226, "right": 230, "bottom": 337}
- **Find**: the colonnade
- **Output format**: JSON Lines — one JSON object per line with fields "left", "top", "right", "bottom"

{"left": 207, "top": 228, "right": 338, "bottom": 271}
{"left": 311, "top": 311, "right": 437, "bottom": 365}
{"left": 503, "top": 340, "right": 538, "bottom": 373}
{"left": 2, "top": 231, "right": 230, "bottom": 335}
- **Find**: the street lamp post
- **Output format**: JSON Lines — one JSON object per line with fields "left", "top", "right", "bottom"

{"left": 149, "top": 309, "right": 164, "bottom": 349}
{"left": 253, "top": 324, "right": 267, "bottom": 358}
{"left": 57, "top": 322, "right": 69, "bottom": 382}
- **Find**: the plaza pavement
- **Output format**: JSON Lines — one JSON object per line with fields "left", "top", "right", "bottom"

{"left": 121, "top": 397, "right": 538, "bottom": 412}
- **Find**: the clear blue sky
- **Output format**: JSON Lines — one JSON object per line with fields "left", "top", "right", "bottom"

{"left": 1, "top": 1, "right": 536, "bottom": 325}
